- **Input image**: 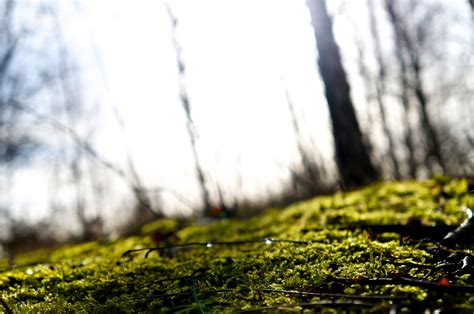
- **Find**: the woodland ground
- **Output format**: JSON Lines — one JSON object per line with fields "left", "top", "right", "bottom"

{"left": 0, "top": 177, "right": 473, "bottom": 313}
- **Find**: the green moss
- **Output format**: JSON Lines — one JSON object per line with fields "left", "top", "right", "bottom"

{"left": 1, "top": 178, "right": 473, "bottom": 312}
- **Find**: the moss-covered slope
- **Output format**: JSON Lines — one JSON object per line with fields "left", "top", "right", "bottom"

{"left": 1, "top": 178, "right": 473, "bottom": 313}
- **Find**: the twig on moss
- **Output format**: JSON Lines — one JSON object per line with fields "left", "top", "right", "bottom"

{"left": 0, "top": 260, "right": 51, "bottom": 273}
{"left": 386, "top": 260, "right": 461, "bottom": 278}
{"left": 239, "top": 300, "right": 375, "bottom": 313}
{"left": 260, "top": 288, "right": 408, "bottom": 301}
{"left": 329, "top": 275, "right": 474, "bottom": 292}
{"left": 105, "top": 288, "right": 402, "bottom": 312}
{"left": 388, "top": 261, "right": 437, "bottom": 269}
{"left": 189, "top": 270, "right": 206, "bottom": 314}
{"left": 133, "top": 289, "right": 241, "bottom": 301}
{"left": 348, "top": 224, "right": 456, "bottom": 240}
{"left": 122, "top": 238, "right": 310, "bottom": 258}
{"left": 441, "top": 207, "right": 474, "bottom": 246}
{"left": 0, "top": 297, "right": 13, "bottom": 314}
{"left": 155, "top": 273, "right": 207, "bottom": 284}
{"left": 111, "top": 287, "right": 409, "bottom": 305}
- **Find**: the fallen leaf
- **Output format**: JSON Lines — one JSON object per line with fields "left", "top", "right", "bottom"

{"left": 437, "top": 276, "right": 449, "bottom": 287}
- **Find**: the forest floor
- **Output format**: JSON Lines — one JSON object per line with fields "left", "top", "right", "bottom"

{"left": 1, "top": 177, "right": 473, "bottom": 313}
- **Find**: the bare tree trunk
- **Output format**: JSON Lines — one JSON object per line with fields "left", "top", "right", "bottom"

{"left": 49, "top": 6, "right": 107, "bottom": 240}
{"left": 1, "top": 0, "right": 20, "bottom": 165}
{"left": 306, "top": 0, "right": 378, "bottom": 188}
{"left": 367, "top": 0, "right": 401, "bottom": 179}
{"left": 353, "top": 33, "right": 380, "bottom": 170}
{"left": 166, "top": 5, "right": 212, "bottom": 213}
{"left": 411, "top": 56, "right": 446, "bottom": 173}
{"left": 385, "top": 0, "right": 417, "bottom": 178}
{"left": 284, "top": 83, "right": 323, "bottom": 195}
{"left": 385, "top": 0, "right": 445, "bottom": 176}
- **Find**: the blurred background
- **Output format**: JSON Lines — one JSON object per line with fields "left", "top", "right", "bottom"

{"left": 0, "top": 0, "right": 473, "bottom": 257}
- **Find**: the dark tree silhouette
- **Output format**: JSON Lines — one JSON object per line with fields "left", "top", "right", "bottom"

{"left": 306, "top": 0, "right": 378, "bottom": 188}
{"left": 0, "top": 0, "right": 39, "bottom": 167}
{"left": 367, "top": 0, "right": 401, "bottom": 179}
{"left": 166, "top": 5, "right": 212, "bottom": 213}
{"left": 385, "top": 0, "right": 446, "bottom": 175}
{"left": 381, "top": 1, "right": 418, "bottom": 178}
{"left": 283, "top": 81, "right": 328, "bottom": 197}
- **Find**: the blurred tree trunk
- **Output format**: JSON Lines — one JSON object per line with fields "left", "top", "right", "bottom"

{"left": 385, "top": 0, "right": 446, "bottom": 176}
{"left": 306, "top": 0, "right": 378, "bottom": 188}
{"left": 0, "top": 0, "right": 23, "bottom": 165}
{"left": 167, "top": 5, "right": 212, "bottom": 213}
{"left": 284, "top": 83, "right": 325, "bottom": 196}
{"left": 384, "top": 0, "right": 417, "bottom": 178}
{"left": 367, "top": 0, "right": 401, "bottom": 179}
{"left": 412, "top": 56, "right": 446, "bottom": 173}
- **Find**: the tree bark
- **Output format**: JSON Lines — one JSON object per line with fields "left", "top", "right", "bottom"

{"left": 284, "top": 83, "right": 323, "bottom": 195}
{"left": 167, "top": 5, "right": 212, "bottom": 213}
{"left": 306, "top": 0, "right": 378, "bottom": 188}
{"left": 385, "top": 0, "right": 446, "bottom": 176}
{"left": 384, "top": 0, "right": 417, "bottom": 178}
{"left": 367, "top": 0, "right": 401, "bottom": 179}
{"left": 411, "top": 55, "right": 446, "bottom": 173}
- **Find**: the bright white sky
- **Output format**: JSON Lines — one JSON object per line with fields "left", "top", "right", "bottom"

{"left": 4, "top": 0, "right": 471, "bottom": 232}
{"left": 78, "top": 0, "right": 336, "bottom": 217}
{"left": 6, "top": 0, "right": 337, "bottom": 228}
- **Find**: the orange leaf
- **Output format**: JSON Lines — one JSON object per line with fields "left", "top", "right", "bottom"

{"left": 437, "top": 276, "right": 449, "bottom": 287}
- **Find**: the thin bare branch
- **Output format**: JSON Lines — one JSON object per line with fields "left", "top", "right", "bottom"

{"left": 122, "top": 238, "right": 310, "bottom": 257}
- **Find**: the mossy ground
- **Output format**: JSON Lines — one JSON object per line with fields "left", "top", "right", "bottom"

{"left": 1, "top": 178, "right": 473, "bottom": 313}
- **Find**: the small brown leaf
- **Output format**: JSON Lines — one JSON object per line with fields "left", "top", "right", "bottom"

{"left": 354, "top": 275, "right": 366, "bottom": 283}
{"left": 437, "top": 276, "right": 449, "bottom": 287}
